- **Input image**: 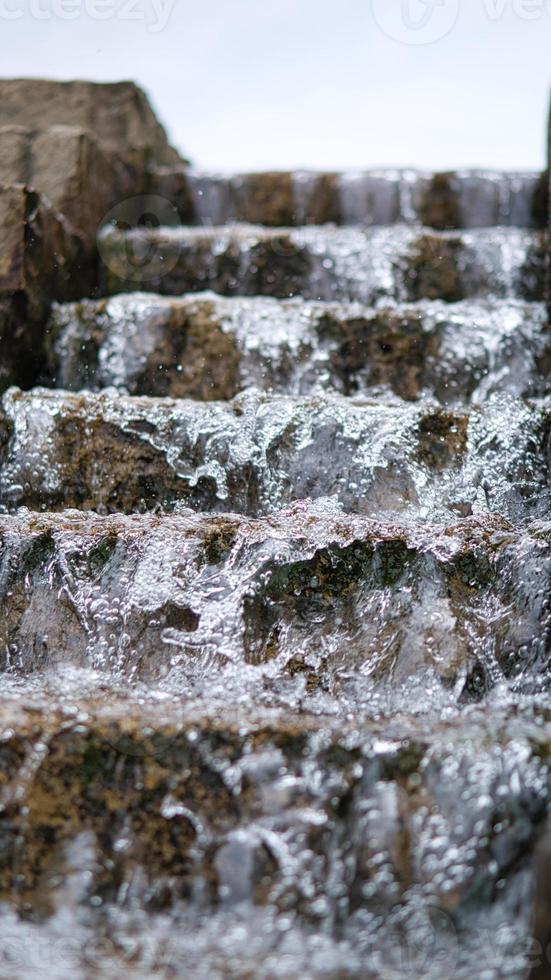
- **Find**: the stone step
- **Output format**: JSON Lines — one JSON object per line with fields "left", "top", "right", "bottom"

{"left": 0, "top": 508, "right": 548, "bottom": 693}
{"left": 98, "top": 224, "right": 545, "bottom": 305}
{"left": 47, "top": 293, "right": 550, "bottom": 405}
{"left": 0, "top": 388, "right": 549, "bottom": 523}
{"left": 150, "top": 166, "right": 548, "bottom": 230}
{"left": 0, "top": 674, "right": 546, "bottom": 979}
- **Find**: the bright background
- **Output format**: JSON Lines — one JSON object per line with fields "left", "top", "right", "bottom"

{"left": 0, "top": 0, "right": 549, "bottom": 172}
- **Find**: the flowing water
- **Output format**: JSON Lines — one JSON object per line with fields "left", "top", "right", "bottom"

{"left": 1, "top": 166, "right": 550, "bottom": 979}
{"left": 172, "top": 169, "right": 546, "bottom": 231}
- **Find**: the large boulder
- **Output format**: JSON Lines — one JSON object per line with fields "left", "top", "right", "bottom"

{"left": 0, "top": 78, "right": 181, "bottom": 172}
{"left": 0, "top": 80, "right": 185, "bottom": 391}
{"left": 0, "top": 124, "right": 136, "bottom": 243}
{"left": 0, "top": 80, "right": 184, "bottom": 246}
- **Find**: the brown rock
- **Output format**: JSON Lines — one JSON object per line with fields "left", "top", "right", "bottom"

{"left": 0, "top": 182, "right": 27, "bottom": 293}
{"left": 0, "top": 78, "right": 181, "bottom": 171}
{"left": 0, "top": 183, "right": 90, "bottom": 390}
{"left": 0, "top": 81, "right": 185, "bottom": 247}
{"left": 0, "top": 125, "right": 29, "bottom": 183}
{"left": 238, "top": 172, "right": 295, "bottom": 226}
{"left": 419, "top": 172, "right": 460, "bottom": 230}
{"left": 30, "top": 125, "right": 135, "bottom": 241}
{"left": 0, "top": 183, "right": 89, "bottom": 307}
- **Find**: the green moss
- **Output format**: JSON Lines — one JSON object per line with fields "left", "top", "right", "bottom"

{"left": 87, "top": 533, "right": 119, "bottom": 577}
{"left": 381, "top": 741, "right": 425, "bottom": 783}
{"left": 201, "top": 519, "right": 239, "bottom": 564}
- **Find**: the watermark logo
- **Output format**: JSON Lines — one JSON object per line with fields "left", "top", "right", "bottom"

{"left": 0, "top": 0, "right": 175, "bottom": 33}
{"left": 97, "top": 194, "right": 181, "bottom": 285}
{"left": 371, "top": 0, "right": 460, "bottom": 44}
{"left": 371, "top": 0, "right": 551, "bottom": 43}
{"left": 372, "top": 906, "right": 459, "bottom": 979}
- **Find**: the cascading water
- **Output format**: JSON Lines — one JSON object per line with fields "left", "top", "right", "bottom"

{"left": 0, "top": 83, "right": 550, "bottom": 980}
{"left": 168, "top": 167, "right": 546, "bottom": 230}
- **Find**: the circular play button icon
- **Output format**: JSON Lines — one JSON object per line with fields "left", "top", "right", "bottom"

{"left": 371, "top": 0, "right": 460, "bottom": 45}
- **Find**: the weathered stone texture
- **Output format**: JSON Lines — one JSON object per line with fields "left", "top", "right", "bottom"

{"left": 0, "top": 78, "right": 181, "bottom": 171}
{"left": 0, "top": 184, "right": 90, "bottom": 390}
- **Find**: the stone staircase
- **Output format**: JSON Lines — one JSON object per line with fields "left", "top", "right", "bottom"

{"left": 0, "top": 79, "right": 551, "bottom": 979}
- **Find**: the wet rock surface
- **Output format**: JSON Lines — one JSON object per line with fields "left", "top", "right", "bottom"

{"left": 0, "top": 79, "right": 551, "bottom": 980}
{"left": 151, "top": 167, "right": 548, "bottom": 230}
{"left": 0, "top": 678, "right": 548, "bottom": 980}
{"left": 1, "top": 387, "right": 550, "bottom": 523}
{"left": 99, "top": 223, "right": 546, "bottom": 303}
{"left": 47, "top": 292, "right": 551, "bottom": 404}
{"left": 0, "top": 688, "right": 546, "bottom": 980}
{"left": 0, "top": 506, "right": 549, "bottom": 691}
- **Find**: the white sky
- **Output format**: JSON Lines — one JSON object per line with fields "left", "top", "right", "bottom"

{"left": 0, "top": 0, "right": 549, "bottom": 172}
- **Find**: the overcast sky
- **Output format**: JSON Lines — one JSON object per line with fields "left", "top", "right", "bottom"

{"left": 0, "top": 0, "right": 549, "bottom": 172}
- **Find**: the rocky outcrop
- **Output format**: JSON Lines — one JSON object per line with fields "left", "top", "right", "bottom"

{"left": 0, "top": 81, "right": 185, "bottom": 395}
{"left": 0, "top": 125, "right": 136, "bottom": 243}
{"left": 0, "top": 80, "right": 184, "bottom": 250}
{"left": 0, "top": 78, "right": 181, "bottom": 172}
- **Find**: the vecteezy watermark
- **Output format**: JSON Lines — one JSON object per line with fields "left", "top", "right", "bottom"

{"left": 0, "top": 0, "right": 175, "bottom": 33}
{"left": 97, "top": 194, "right": 182, "bottom": 285}
{"left": 371, "top": 0, "right": 460, "bottom": 44}
{"left": 371, "top": 0, "right": 551, "bottom": 45}
{"left": 367, "top": 906, "right": 459, "bottom": 980}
